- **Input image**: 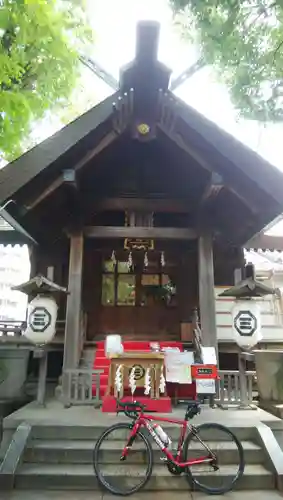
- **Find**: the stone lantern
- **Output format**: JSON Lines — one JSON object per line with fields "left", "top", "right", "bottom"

{"left": 12, "top": 273, "right": 68, "bottom": 405}
{"left": 219, "top": 263, "right": 277, "bottom": 409}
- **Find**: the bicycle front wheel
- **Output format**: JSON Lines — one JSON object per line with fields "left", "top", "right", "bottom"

{"left": 93, "top": 422, "right": 153, "bottom": 496}
{"left": 183, "top": 422, "right": 245, "bottom": 495}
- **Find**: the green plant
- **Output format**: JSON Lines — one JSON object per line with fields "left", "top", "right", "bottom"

{"left": 0, "top": 0, "right": 93, "bottom": 161}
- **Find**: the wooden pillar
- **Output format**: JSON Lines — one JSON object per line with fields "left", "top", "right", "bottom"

{"left": 63, "top": 232, "right": 84, "bottom": 371}
{"left": 28, "top": 245, "right": 37, "bottom": 280}
{"left": 234, "top": 268, "right": 242, "bottom": 285}
{"left": 198, "top": 231, "right": 218, "bottom": 355}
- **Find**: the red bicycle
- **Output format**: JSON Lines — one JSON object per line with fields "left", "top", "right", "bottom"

{"left": 93, "top": 400, "right": 245, "bottom": 496}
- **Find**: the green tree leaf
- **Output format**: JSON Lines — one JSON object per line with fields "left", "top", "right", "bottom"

{"left": 0, "top": 0, "right": 94, "bottom": 161}
{"left": 170, "top": 0, "right": 283, "bottom": 122}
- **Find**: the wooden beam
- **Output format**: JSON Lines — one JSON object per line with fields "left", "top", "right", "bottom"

{"left": 92, "top": 197, "right": 191, "bottom": 213}
{"left": 83, "top": 226, "right": 197, "bottom": 240}
{"left": 159, "top": 123, "right": 260, "bottom": 215}
{"left": 62, "top": 169, "right": 83, "bottom": 223}
{"left": 245, "top": 234, "right": 283, "bottom": 251}
{"left": 25, "top": 131, "right": 117, "bottom": 211}
{"left": 63, "top": 169, "right": 77, "bottom": 188}
{"left": 63, "top": 232, "right": 83, "bottom": 372}
{"left": 200, "top": 173, "right": 224, "bottom": 206}
{"left": 198, "top": 231, "right": 218, "bottom": 355}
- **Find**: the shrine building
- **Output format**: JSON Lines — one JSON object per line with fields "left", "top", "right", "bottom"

{"left": 1, "top": 22, "right": 283, "bottom": 401}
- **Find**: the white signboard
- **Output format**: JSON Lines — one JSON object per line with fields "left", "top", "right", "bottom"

{"left": 165, "top": 351, "right": 194, "bottom": 384}
{"left": 200, "top": 346, "right": 217, "bottom": 365}
{"left": 196, "top": 379, "right": 216, "bottom": 394}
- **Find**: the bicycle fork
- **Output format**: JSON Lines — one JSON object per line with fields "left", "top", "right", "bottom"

{"left": 120, "top": 424, "right": 139, "bottom": 461}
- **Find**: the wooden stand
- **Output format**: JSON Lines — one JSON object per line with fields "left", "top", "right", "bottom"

{"left": 102, "top": 352, "right": 172, "bottom": 412}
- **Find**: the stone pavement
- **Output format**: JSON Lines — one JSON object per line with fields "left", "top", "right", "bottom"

{"left": 1, "top": 491, "right": 283, "bottom": 500}
{"left": 4, "top": 398, "right": 282, "bottom": 429}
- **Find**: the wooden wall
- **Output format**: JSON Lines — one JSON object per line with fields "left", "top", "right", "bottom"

{"left": 33, "top": 238, "right": 244, "bottom": 343}
{"left": 82, "top": 241, "right": 198, "bottom": 342}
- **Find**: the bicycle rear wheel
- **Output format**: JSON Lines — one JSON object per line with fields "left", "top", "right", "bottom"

{"left": 93, "top": 422, "right": 153, "bottom": 496}
{"left": 183, "top": 422, "right": 245, "bottom": 495}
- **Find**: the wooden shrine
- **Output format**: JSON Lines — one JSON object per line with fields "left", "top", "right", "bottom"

{"left": 1, "top": 21, "right": 283, "bottom": 410}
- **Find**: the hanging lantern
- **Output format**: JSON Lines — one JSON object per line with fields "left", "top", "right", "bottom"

{"left": 159, "top": 368, "right": 166, "bottom": 394}
{"left": 24, "top": 295, "right": 58, "bottom": 345}
{"left": 161, "top": 251, "right": 165, "bottom": 267}
{"left": 129, "top": 367, "right": 137, "bottom": 395}
{"left": 111, "top": 250, "right": 116, "bottom": 269}
{"left": 127, "top": 251, "right": 133, "bottom": 271}
{"left": 144, "top": 367, "right": 151, "bottom": 395}
{"left": 232, "top": 301, "right": 262, "bottom": 350}
{"left": 12, "top": 274, "right": 68, "bottom": 347}
{"left": 115, "top": 365, "right": 123, "bottom": 394}
{"left": 144, "top": 252, "right": 148, "bottom": 268}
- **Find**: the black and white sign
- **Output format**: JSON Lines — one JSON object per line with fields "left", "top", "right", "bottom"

{"left": 234, "top": 310, "right": 257, "bottom": 336}
{"left": 232, "top": 301, "right": 262, "bottom": 349}
{"left": 28, "top": 307, "right": 51, "bottom": 333}
{"left": 24, "top": 295, "right": 58, "bottom": 345}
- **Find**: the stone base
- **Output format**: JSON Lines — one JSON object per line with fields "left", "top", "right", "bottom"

{"left": 259, "top": 400, "right": 283, "bottom": 419}
{"left": 0, "top": 396, "right": 30, "bottom": 418}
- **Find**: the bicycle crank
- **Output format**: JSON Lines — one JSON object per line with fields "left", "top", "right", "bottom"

{"left": 166, "top": 456, "right": 183, "bottom": 476}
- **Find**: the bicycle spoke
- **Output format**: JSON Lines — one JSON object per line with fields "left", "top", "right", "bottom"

{"left": 93, "top": 423, "right": 153, "bottom": 496}
{"left": 184, "top": 423, "right": 245, "bottom": 494}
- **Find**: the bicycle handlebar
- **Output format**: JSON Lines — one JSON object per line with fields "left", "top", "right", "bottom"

{"left": 116, "top": 400, "right": 146, "bottom": 419}
{"left": 116, "top": 400, "right": 201, "bottom": 421}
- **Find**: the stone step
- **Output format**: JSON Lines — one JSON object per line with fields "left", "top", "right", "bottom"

{"left": 25, "top": 439, "right": 262, "bottom": 465}
{"left": 15, "top": 463, "right": 275, "bottom": 491}
{"left": 2, "top": 491, "right": 283, "bottom": 500}
{"left": 31, "top": 424, "right": 255, "bottom": 442}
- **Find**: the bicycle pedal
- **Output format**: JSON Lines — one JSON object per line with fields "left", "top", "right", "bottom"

{"left": 160, "top": 457, "right": 168, "bottom": 462}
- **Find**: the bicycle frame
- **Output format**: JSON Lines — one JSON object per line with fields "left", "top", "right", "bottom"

{"left": 121, "top": 412, "right": 215, "bottom": 468}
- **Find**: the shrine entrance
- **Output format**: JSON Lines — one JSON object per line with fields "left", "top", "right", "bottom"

{"left": 85, "top": 240, "right": 198, "bottom": 344}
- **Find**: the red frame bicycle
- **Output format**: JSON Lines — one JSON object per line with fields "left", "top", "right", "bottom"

{"left": 93, "top": 400, "right": 245, "bottom": 496}
{"left": 120, "top": 403, "right": 213, "bottom": 468}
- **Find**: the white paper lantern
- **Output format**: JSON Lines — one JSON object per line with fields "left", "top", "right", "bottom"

{"left": 232, "top": 300, "right": 262, "bottom": 349}
{"left": 24, "top": 295, "right": 58, "bottom": 345}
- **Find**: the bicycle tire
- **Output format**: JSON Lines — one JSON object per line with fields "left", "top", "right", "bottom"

{"left": 183, "top": 422, "right": 245, "bottom": 495}
{"left": 93, "top": 422, "right": 153, "bottom": 496}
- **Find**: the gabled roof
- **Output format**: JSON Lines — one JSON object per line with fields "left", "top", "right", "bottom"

{"left": 0, "top": 21, "right": 283, "bottom": 247}
{"left": 170, "top": 94, "right": 283, "bottom": 207}
{"left": 0, "top": 93, "right": 117, "bottom": 204}
{"left": 0, "top": 211, "right": 36, "bottom": 246}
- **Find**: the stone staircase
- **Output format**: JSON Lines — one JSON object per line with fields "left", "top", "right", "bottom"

{"left": 12, "top": 423, "right": 276, "bottom": 491}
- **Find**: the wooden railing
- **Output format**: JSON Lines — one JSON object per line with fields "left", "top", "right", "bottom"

{"left": 0, "top": 320, "right": 24, "bottom": 337}
{"left": 60, "top": 367, "right": 257, "bottom": 408}
{"left": 216, "top": 370, "right": 257, "bottom": 408}
{"left": 0, "top": 319, "right": 66, "bottom": 343}
{"left": 63, "top": 368, "right": 104, "bottom": 407}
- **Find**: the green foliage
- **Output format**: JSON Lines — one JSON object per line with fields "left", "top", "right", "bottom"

{"left": 0, "top": 0, "right": 93, "bottom": 161}
{"left": 170, "top": 0, "right": 283, "bottom": 122}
